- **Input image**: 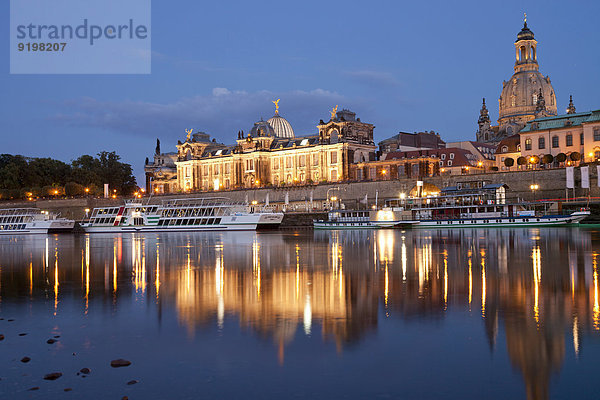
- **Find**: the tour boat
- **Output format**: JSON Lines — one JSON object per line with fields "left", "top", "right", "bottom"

{"left": 313, "top": 210, "right": 380, "bottom": 229}
{"left": 376, "top": 183, "right": 590, "bottom": 228}
{"left": 314, "top": 183, "right": 590, "bottom": 230}
{"left": 80, "top": 197, "right": 284, "bottom": 233}
{"left": 0, "top": 208, "right": 75, "bottom": 234}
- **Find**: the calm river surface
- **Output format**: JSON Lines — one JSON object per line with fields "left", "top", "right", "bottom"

{"left": 1, "top": 228, "right": 600, "bottom": 399}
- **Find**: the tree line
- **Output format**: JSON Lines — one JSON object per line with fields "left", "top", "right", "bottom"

{"left": 0, "top": 151, "right": 137, "bottom": 200}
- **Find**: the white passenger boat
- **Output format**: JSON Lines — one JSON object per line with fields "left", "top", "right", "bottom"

{"left": 80, "top": 197, "right": 284, "bottom": 233}
{"left": 313, "top": 210, "right": 379, "bottom": 229}
{"left": 0, "top": 208, "right": 75, "bottom": 234}
{"left": 378, "top": 183, "right": 590, "bottom": 228}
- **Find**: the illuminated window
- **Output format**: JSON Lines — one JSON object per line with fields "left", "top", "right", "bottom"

{"left": 299, "top": 155, "right": 306, "bottom": 167}
{"left": 286, "top": 157, "right": 292, "bottom": 168}
{"left": 525, "top": 138, "right": 532, "bottom": 151}
{"left": 501, "top": 146, "right": 508, "bottom": 153}
{"left": 313, "top": 154, "right": 319, "bottom": 166}
{"left": 580, "top": 132, "right": 584, "bottom": 145}
{"left": 449, "top": 153, "right": 455, "bottom": 160}
{"left": 330, "top": 152, "right": 338, "bottom": 164}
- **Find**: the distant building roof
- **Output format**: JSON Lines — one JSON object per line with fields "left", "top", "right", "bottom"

{"left": 379, "top": 131, "right": 445, "bottom": 150}
{"left": 495, "top": 134, "right": 521, "bottom": 154}
{"left": 520, "top": 110, "right": 600, "bottom": 133}
{"left": 384, "top": 147, "right": 473, "bottom": 167}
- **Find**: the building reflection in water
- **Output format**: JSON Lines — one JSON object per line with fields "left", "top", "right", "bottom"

{"left": 1, "top": 228, "right": 600, "bottom": 399}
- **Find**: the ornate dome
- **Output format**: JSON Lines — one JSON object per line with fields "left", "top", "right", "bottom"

{"left": 516, "top": 21, "right": 535, "bottom": 41}
{"left": 267, "top": 113, "right": 295, "bottom": 138}
{"left": 250, "top": 119, "right": 275, "bottom": 137}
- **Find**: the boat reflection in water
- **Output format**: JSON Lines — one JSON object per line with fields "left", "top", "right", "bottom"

{"left": 0, "top": 228, "right": 599, "bottom": 399}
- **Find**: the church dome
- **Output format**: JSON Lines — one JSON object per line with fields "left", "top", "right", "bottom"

{"left": 250, "top": 119, "right": 275, "bottom": 137}
{"left": 267, "top": 113, "right": 295, "bottom": 138}
{"left": 499, "top": 71, "right": 557, "bottom": 125}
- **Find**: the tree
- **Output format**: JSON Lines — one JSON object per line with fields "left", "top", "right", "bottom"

{"left": 517, "top": 156, "right": 527, "bottom": 166}
{"left": 65, "top": 182, "right": 85, "bottom": 196}
{"left": 570, "top": 152, "right": 581, "bottom": 161}
{"left": 541, "top": 154, "right": 554, "bottom": 164}
{"left": 504, "top": 158, "right": 515, "bottom": 167}
{"left": 556, "top": 153, "right": 567, "bottom": 163}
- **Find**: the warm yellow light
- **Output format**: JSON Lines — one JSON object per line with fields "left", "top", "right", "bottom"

{"left": 255, "top": 180, "right": 260, "bottom": 185}
{"left": 477, "top": 161, "right": 483, "bottom": 167}
{"left": 589, "top": 152, "right": 594, "bottom": 158}
{"left": 440, "top": 168, "right": 445, "bottom": 172}
{"left": 381, "top": 169, "right": 387, "bottom": 174}
{"left": 330, "top": 196, "right": 337, "bottom": 202}
{"left": 251, "top": 200, "right": 258, "bottom": 205}
{"left": 530, "top": 184, "right": 539, "bottom": 190}
{"left": 53, "top": 190, "right": 59, "bottom": 195}
{"left": 399, "top": 193, "right": 406, "bottom": 200}
{"left": 154, "top": 188, "right": 159, "bottom": 193}
{"left": 84, "top": 208, "right": 90, "bottom": 213}
{"left": 140, "top": 188, "right": 145, "bottom": 193}
{"left": 84, "top": 188, "right": 89, "bottom": 193}
{"left": 112, "top": 194, "right": 117, "bottom": 199}
{"left": 465, "top": 167, "right": 469, "bottom": 170}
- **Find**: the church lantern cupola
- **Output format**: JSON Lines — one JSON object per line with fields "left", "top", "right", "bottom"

{"left": 514, "top": 14, "right": 538, "bottom": 73}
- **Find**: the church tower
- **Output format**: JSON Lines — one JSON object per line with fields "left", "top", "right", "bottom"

{"left": 495, "top": 16, "right": 557, "bottom": 139}
{"left": 476, "top": 98, "right": 493, "bottom": 142}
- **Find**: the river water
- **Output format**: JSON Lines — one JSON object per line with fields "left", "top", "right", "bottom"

{"left": 0, "top": 228, "right": 599, "bottom": 399}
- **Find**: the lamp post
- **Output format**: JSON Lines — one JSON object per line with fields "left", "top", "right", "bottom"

{"left": 530, "top": 183, "right": 539, "bottom": 202}
{"left": 326, "top": 187, "right": 340, "bottom": 210}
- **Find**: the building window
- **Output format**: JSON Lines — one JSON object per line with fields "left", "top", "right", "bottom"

{"left": 447, "top": 160, "right": 453, "bottom": 166}
{"left": 532, "top": 93, "right": 538, "bottom": 104}
{"left": 441, "top": 154, "right": 446, "bottom": 160}
{"left": 203, "top": 166, "right": 208, "bottom": 175}
{"left": 299, "top": 155, "right": 306, "bottom": 167}
{"left": 225, "top": 164, "right": 231, "bottom": 174}
{"left": 286, "top": 157, "right": 292, "bottom": 168}
{"left": 439, "top": 161, "right": 443, "bottom": 166}
{"left": 538, "top": 137, "right": 545, "bottom": 150}
{"left": 313, "top": 154, "right": 319, "bottom": 166}
{"left": 330, "top": 152, "right": 338, "bottom": 164}
{"left": 552, "top": 136, "right": 559, "bottom": 148}
{"left": 214, "top": 165, "right": 219, "bottom": 175}
{"left": 186, "top": 167, "right": 191, "bottom": 177}
{"left": 566, "top": 134, "right": 573, "bottom": 147}
{"left": 449, "top": 153, "right": 455, "bottom": 159}
{"left": 581, "top": 132, "right": 585, "bottom": 145}
{"left": 594, "top": 128, "right": 600, "bottom": 141}
{"left": 246, "top": 159, "right": 254, "bottom": 171}
{"left": 501, "top": 145, "right": 508, "bottom": 153}
{"left": 525, "top": 138, "right": 532, "bottom": 151}
{"left": 273, "top": 158, "right": 279, "bottom": 170}
{"left": 330, "top": 170, "right": 338, "bottom": 181}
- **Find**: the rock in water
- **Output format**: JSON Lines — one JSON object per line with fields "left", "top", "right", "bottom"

{"left": 47, "top": 338, "right": 57, "bottom": 344}
{"left": 0, "top": 334, "right": 4, "bottom": 341}
{"left": 110, "top": 359, "right": 131, "bottom": 368}
{"left": 80, "top": 367, "right": 91, "bottom": 374}
{"left": 126, "top": 380, "right": 139, "bottom": 385}
{"left": 64, "top": 388, "right": 72, "bottom": 392}
{"left": 28, "top": 387, "right": 39, "bottom": 391}
{"left": 21, "top": 357, "right": 31, "bottom": 363}
{"left": 18, "top": 333, "right": 27, "bottom": 336}
{"left": 43, "top": 372, "right": 63, "bottom": 380}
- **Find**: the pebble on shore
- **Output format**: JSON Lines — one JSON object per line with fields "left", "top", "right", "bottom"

{"left": 110, "top": 359, "right": 132, "bottom": 368}
{"left": 43, "top": 372, "right": 63, "bottom": 380}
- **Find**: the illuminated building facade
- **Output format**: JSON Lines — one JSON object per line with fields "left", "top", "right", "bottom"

{"left": 149, "top": 105, "right": 376, "bottom": 192}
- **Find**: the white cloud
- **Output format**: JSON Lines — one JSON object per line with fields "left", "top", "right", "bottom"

{"left": 50, "top": 88, "right": 360, "bottom": 145}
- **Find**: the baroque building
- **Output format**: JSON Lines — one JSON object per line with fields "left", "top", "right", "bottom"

{"left": 147, "top": 103, "right": 376, "bottom": 193}
{"left": 477, "top": 17, "right": 558, "bottom": 144}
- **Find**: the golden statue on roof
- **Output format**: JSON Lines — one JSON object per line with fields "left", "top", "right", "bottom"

{"left": 272, "top": 99, "right": 280, "bottom": 114}
{"left": 330, "top": 105, "right": 338, "bottom": 120}
{"left": 524, "top": 12, "right": 527, "bottom": 23}
{"left": 185, "top": 128, "right": 193, "bottom": 140}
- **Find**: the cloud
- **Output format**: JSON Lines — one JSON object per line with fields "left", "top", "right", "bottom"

{"left": 50, "top": 88, "right": 358, "bottom": 144}
{"left": 343, "top": 69, "right": 401, "bottom": 87}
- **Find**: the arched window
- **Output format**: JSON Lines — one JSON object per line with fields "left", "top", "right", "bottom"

{"left": 501, "top": 145, "right": 508, "bottom": 153}
{"left": 520, "top": 46, "right": 527, "bottom": 61}
{"left": 517, "top": 144, "right": 521, "bottom": 151}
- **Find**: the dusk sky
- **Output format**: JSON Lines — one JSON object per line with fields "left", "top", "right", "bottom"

{"left": 2, "top": 0, "right": 599, "bottom": 185}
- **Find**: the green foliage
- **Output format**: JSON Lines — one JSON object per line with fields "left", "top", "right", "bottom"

{"left": 0, "top": 152, "right": 136, "bottom": 199}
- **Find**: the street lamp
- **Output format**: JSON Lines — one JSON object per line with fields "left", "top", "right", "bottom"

{"left": 530, "top": 183, "right": 539, "bottom": 202}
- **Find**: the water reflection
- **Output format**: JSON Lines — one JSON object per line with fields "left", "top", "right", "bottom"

{"left": 0, "top": 228, "right": 599, "bottom": 399}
